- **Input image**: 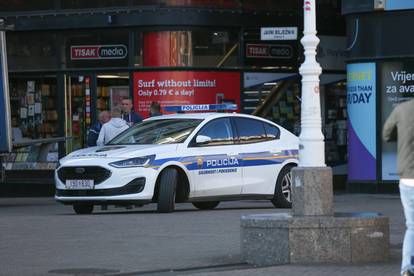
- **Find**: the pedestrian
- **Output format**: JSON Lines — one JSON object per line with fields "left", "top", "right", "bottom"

{"left": 149, "top": 101, "right": 162, "bottom": 117}
{"left": 86, "top": 110, "right": 111, "bottom": 147}
{"left": 121, "top": 97, "right": 143, "bottom": 127}
{"left": 383, "top": 98, "right": 414, "bottom": 276}
{"left": 97, "top": 107, "right": 129, "bottom": 146}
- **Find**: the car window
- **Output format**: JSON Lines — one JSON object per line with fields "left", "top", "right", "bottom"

{"left": 108, "top": 119, "right": 202, "bottom": 145}
{"left": 194, "top": 118, "right": 234, "bottom": 146}
{"left": 264, "top": 122, "right": 280, "bottom": 140}
{"left": 234, "top": 117, "right": 267, "bottom": 144}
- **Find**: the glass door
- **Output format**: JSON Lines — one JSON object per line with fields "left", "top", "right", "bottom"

{"left": 65, "top": 75, "right": 92, "bottom": 153}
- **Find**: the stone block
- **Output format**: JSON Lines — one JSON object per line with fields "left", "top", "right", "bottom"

{"left": 350, "top": 224, "right": 389, "bottom": 262}
{"left": 292, "top": 167, "right": 333, "bottom": 216}
{"left": 241, "top": 225, "right": 290, "bottom": 265}
{"left": 289, "top": 223, "right": 351, "bottom": 263}
{"left": 240, "top": 212, "right": 389, "bottom": 266}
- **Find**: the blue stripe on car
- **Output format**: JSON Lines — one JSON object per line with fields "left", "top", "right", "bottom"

{"left": 148, "top": 150, "right": 298, "bottom": 170}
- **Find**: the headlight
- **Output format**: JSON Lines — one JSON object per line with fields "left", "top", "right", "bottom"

{"left": 109, "top": 155, "right": 155, "bottom": 168}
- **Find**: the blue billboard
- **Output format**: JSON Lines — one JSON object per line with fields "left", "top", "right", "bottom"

{"left": 347, "top": 63, "right": 377, "bottom": 181}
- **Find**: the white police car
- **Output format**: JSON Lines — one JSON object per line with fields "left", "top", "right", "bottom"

{"left": 55, "top": 104, "right": 299, "bottom": 214}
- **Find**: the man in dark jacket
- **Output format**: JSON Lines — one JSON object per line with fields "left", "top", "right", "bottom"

{"left": 121, "top": 97, "right": 143, "bottom": 127}
{"left": 87, "top": 111, "right": 110, "bottom": 147}
{"left": 383, "top": 98, "right": 414, "bottom": 276}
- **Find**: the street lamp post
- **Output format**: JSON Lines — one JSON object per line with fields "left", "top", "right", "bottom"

{"left": 291, "top": 0, "right": 333, "bottom": 217}
{"left": 298, "top": 0, "right": 325, "bottom": 167}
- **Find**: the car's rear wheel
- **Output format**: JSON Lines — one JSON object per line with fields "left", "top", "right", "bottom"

{"left": 192, "top": 201, "right": 220, "bottom": 210}
{"left": 73, "top": 204, "right": 94, "bottom": 215}
{"left": 157, "top": 168, "right": 177, "bottom": 213}
{"left": 271, "top": 165, "right": 294, "bottom": 208}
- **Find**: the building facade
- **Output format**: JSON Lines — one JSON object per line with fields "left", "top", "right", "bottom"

{"left": 0, "top": 0, "right": 345, "bottom": 188}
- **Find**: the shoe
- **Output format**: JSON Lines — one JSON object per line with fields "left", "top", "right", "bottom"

{"left": 402, "top": 270, "right": 414, "bottom": 276}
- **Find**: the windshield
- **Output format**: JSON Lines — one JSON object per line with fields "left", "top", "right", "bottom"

{"left": 108, "top": 119, "right": 202, "bottom": 145}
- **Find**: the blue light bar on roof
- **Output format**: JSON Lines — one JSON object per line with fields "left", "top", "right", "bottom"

{"left": 164, "top": 104, "right": 238, "bottom": 112}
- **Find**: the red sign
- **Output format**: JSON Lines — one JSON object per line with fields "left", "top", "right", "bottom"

{"left": 71, "top": 45, "right": 127, "bottom": 60}
{"left": 246, "top": 44, "right": 269, "bottom": 57}
{"left": 133, "top": 71, "right": 241, "bottom": 118}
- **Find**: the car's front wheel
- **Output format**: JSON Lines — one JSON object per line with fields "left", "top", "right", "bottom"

{"left": 157, "top": 168, "right": 177, "bottom": 213}
{"left": 192, "top": 201, "right": 220, "bottom": 210}
{"left": 73, "top": 204, "right": 94, "bottom": 215}
{"left": 271, "top": 165, "right": 294, "bottom": 208}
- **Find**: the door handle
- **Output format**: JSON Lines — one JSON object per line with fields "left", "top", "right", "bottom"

{"left": 228, "top": 152, "right": 238, "bottom": 157}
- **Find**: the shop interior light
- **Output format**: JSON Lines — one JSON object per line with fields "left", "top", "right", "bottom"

{"left": 97, "top": 75, "right": 129, "bottom": 79}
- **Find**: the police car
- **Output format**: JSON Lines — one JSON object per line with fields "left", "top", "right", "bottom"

{"left": 55, "top": 104, "right": 299, "bottom": 214}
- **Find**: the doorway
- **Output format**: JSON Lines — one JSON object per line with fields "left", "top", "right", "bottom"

{"left": 64, "top": 72, "right": 130, "bottom": 154}
{"left": 64, "top": 74, "right": 92, "bottom": 153}
{"left": 96, "top": 72, "right": 130, "bottom": 114}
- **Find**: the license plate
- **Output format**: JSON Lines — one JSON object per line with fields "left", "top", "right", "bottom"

{"left": 66, "top": 179, "right": 94, "bottom": 190}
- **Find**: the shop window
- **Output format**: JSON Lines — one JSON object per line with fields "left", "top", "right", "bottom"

{"left": 323, "top": 81, "right": 347, "bottom": 166}
{"left": 4, "top": 76, "right": 60, "bottom": 170}
{"left": 141, "top": 30, "right": 239, "bottom": 67}
{"left": 134, "top": 32, "right": 144, "bottom": 67}
{"left": 193, "top": 30, "right": 239, "bottom": 67}
{"left": 61, "top": 0, "right": 128, "bottom": 9}
{"left": 0, "top": 0, "right": 54, "bottom": 12}
{"left": 63, "top": 29, "right": 129, "bottom": 68}
{"left": 7, "top": 32, "right": 57, "bottom": 71}
{"left": 9, "top": 77, "right": 59, "bottom": 140}
{"left": 242, "top": 73, "right": 301, "bottom": 136}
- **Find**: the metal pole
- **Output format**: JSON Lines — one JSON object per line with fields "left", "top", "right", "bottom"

{"left": 298, "top": 0, "right": 325, "bottom": 167}
{"left": 0, "top": 19, "right": 12, "bottom": 154}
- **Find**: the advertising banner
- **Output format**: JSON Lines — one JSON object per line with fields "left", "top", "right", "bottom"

{"left": 133, "top": 71, "right": 241, "bottom": 118}
{"left": 347, "top": 63, "right": 376, "bottom": 181}
{"left": 380, "top": 61, "right": 414, "bottom": 180}
{"left": 0, "top": 31, "right": 11, "bottom": 153}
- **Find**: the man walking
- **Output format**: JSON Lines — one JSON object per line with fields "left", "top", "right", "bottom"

{"left": 383, "top": 98, "right": 414, "bottom": 276}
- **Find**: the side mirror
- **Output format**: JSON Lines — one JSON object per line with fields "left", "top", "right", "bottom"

{"left": 196, "top": 135, "right": 212, "bottom": 144}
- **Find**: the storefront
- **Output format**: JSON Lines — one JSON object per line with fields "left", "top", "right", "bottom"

{"left": 342, "top": 0, "right": 414, "bottom": 192}
{"left": 0, "top": 1, "right": 345, "bottom": 188}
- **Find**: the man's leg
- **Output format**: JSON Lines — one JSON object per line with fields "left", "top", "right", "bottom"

{"left": 400, "top": 183, "right": 414, "bottom": 275}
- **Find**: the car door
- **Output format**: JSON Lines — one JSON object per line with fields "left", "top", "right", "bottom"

{"left": 233, "top": 117, "right": 283, "bottom": 195}
{"left": 186, "top": 117, "right": 243, "bottom": 198}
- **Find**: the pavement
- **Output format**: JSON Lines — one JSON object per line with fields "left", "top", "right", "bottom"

{"left": 0, "top": 192, "right": 405, "bottom": 276}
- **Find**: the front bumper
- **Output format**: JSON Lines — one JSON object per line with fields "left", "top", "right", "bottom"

{"left": 55, "top": 160, "right": 158, "bottom": 203}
